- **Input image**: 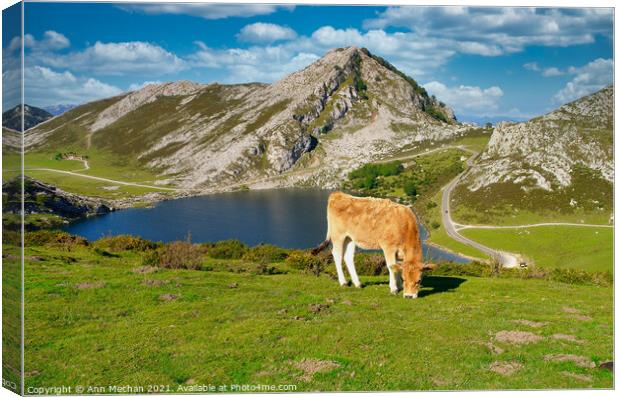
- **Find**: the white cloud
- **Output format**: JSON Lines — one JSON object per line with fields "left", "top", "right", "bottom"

{"left": 541, "top": 67, "right": 564, "bottom": 77}
{"left": 365, "top": 7, "right": 612, "bottom": 56}
{"left": 119, "top": 4, "right": 292, "bottom": 20}
{"left": 553, "top": 58, "right": 613, "bottom": 104}
{"left": 523, "top": 62, "right": 566, "bottom": 76}
{"left": 237, "top": 23, "right": 297, "bottom": 43}
{"left": 35, "top": 41, "right": 186, "bottom": 76}
{"left": 188, "top": 42, "right": 320, "bottom": 83}
{"left": 5, "top": 30, "right": 70, "bottom": 53}
{"left": 40, "top": 31, "right": 70, "bottom": 50}
{"left": 423, "top": 81, "right": 504, "bottom": 114}
{"left": 19, "top": 66, "right": 123, "bottom": 107}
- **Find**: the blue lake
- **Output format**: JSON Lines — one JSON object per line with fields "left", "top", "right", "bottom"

{"left": 64, "top": 189, "right": 470, "bottom": 263}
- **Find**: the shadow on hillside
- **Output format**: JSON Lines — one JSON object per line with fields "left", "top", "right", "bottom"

{"left": 418, "top": 276, "right": 466, "bottom": 298}
{"left": 362, "top": 275, "right": 466, "bottom": 298}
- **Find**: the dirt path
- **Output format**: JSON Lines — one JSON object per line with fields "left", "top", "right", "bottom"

{"left": 455, "top": 222, "right": 613, "bottom": 230}
{"left": 23, "top": 167, "right": 180, "bottom": 192}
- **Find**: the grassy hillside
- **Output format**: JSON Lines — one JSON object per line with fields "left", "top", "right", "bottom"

{"left": 460, "top": 226, "right": 613, "bottom": 272}
{"left": 14, "top": 234, "right": 613, "bottom": 391}
{"left": 343, "top": 147, "right": 467, "bottom": 206}
{"left": 2, "top": 150, "right": 177, "bottom": 201}
{"left": 452, "top": 164, "right": 613, "bottom": 226}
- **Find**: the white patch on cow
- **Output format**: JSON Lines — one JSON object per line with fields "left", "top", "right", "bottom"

{"left": 343, "top": 240, "right": 361, "bottom": 288}
{"left": 332, "top": 241, "right": 347, "bottom": 286}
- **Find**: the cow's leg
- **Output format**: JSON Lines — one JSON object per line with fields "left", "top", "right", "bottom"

{"left": 331, "top": 238, "right": 347, "bottom": 286}
{"left": 384, "top": 248, "right": 399, "bottom": 294}
{"left": 343, "top": 240, "right": 362, "bottom": 288}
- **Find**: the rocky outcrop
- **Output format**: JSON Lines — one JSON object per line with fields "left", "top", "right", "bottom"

{"left": 2, "top": 177, "right": 112, "bottom": 219}
{"left": 465, "top": 85, "right": 613, "bottom": 192}
{"left": 90, "top": 80, "right": 204, "bottom": 132}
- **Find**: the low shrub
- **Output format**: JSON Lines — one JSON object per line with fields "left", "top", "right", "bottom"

{"left": 354, "top": 253, "right": 388, "bottom": 276}
{"left": 204, "top": 239, "right": 247, "bottom": 259}
{"left": 349, "top": 161, "right": 404, "bottom": 180}
{"left": 242, "top": 244, "right": 289, "bottom": 263}
{"left": 94, "top": 235, "right": 158, "bottom": 252}
{"left": 143, "top": 241, "right": 203, "bottom": 270}
{"left": 286, "top": 251, "right": 326, "bottom": 276}
{"left": 427, "top": 261, "right": 612, "bottom": 287}
{"left": 403, "top": 181, "right": 417, "bottom": 197}
{"left": 24, "top": 230, "right": 88, "bottom": 249}
{"left": 250, "top": 263, "right": 280, "bottom": 275}
{"left": 2, "top": 230, "right": 21, "bottom": 245}
{"left": 426, "top": 201, "right": 438, "bottom": 209}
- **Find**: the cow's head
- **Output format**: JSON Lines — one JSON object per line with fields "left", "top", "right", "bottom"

{"left": 392, "top": 262, "right": 436, "bottom": 298}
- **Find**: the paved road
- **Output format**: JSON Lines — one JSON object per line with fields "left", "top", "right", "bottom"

{"left": 440, "top": 147, "right": 522, "bottom": 267}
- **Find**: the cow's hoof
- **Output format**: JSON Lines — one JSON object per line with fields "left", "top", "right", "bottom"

{"left": 354, "top": 283, "right": 363, "bottom": 289}
{"left": 390, "top": 289, "right": 399, "bottom": 295}
{"left": 340, "top": 282, "right": 349, "bottom": 287}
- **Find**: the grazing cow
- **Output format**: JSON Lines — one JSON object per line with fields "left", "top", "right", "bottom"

{"left": 313, "top": 191, "right": 434, "bottom": 298}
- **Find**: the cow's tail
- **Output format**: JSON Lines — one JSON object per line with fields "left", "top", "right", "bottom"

{"left": 311, "top": 238, "right": 331, "bottom": 256}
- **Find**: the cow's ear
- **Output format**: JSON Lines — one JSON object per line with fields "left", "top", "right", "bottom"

{"left": 390, "top": 263, "right": 403, "bottom": 272}
{"left": 423, "top": 263, "right": 436, "bottom": 271}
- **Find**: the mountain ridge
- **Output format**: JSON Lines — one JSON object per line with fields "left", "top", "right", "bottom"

{"left": 2, "top": 104, "right": 53, "bottom": 131}
{"left": 25, "top": 46, "right": 465, "bottom": 190}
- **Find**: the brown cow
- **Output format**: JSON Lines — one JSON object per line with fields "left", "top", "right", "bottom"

{"left": 313, "top": 191, "right": 434, "bottom": 298}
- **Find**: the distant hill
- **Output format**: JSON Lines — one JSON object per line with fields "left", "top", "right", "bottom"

{"left": 454, "top": 85, "right": 613, "bottom": 220}
{"left": 2, "top": 104, "right": 53, "bottom": 131}
{"left": 24, "top": 47, "right": 465, "bottom": 191}
{"left": 43, "top": 104, "right": 76, "bottom": 116}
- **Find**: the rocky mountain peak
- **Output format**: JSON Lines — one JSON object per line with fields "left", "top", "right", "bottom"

{"left": 466, "top": 85, "right": 613, "bottom": 192}
{"left": 2, "top": 103, "right": 53, "bottom": 131}
{"left": 26, "top": 46, "right": 465, "bottom": 191}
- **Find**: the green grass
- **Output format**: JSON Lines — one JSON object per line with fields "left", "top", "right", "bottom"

{"left": 3, "top": 149, "right": 175, "bottom": 201}
{"left": 384, "top": 127, "right": 492, "bottom": 160}
{"left": 345, "top": 148, "right": 466, "bottom": 204}
{"left": 19, "top": 170, "right": 170, "bottom": 199}
{"left": 460, "top": 226, "right": 613, "bottom": 273}
{"left": 452, "top": 204, "right": 612, "bottom": 226}
{"left": 19, "top": 241, "right": 613, "bottom": 391}
{"left": 2, "top": 244, "right": 21, "bottom": 393}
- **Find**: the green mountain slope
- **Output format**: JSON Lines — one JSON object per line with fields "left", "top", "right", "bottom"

{"left": 453, "top": 85, "right": 613, "bottom": 225}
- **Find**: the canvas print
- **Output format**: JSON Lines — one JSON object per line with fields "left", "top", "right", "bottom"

{"left": 1, "top": 1, "right": 614, "bottom": 393}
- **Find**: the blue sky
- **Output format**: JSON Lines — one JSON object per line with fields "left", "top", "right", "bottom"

{"left": 2, "top": 2, "right": 614, "bottom": 123}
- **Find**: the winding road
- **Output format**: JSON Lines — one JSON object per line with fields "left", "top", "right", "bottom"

{"left": 438, "top": 147, "right": 521, "bottom": 267}
{"left": 439, "top": 146, "right": 612, "bottom": 267}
